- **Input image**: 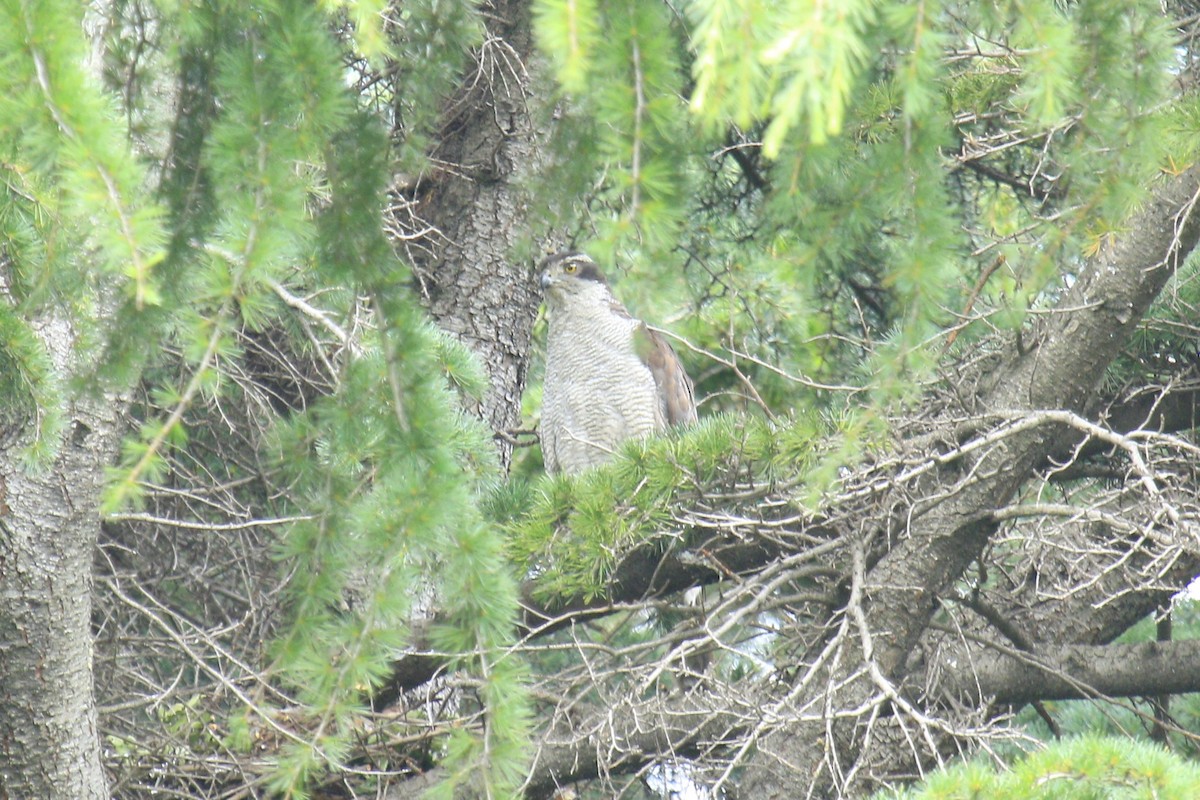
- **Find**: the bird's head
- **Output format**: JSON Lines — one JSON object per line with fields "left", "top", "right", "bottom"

{"left": 539, "top": 252, "right": 610, "bottom": 311}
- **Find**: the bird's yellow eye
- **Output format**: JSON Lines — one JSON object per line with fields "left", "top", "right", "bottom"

{"left": 563, "top": 262, "right": 578, "bottom": 274}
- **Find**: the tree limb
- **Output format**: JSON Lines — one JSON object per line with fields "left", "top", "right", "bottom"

{"left": 942, "top": 638, "right": 1200, "bottom": 705}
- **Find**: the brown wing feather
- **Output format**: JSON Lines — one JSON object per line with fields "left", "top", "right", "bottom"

{"left": 637, "top": 323, "right": 698, "bottom": 426}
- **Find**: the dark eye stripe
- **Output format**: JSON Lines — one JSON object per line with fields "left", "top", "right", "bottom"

{"left": 539, "top": 252, "right": 608, "bottom": 285}
{"left": 573, "top": 260, "right": 606, "bottom": 285}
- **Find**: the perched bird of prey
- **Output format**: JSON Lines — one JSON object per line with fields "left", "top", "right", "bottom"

{"left": 539, "top": 252, "right": 697, "bottom": 474}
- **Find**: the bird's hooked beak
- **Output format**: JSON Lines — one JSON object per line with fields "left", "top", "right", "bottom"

{"left": 539, "top": 270, "right": 553, "bottom": 290}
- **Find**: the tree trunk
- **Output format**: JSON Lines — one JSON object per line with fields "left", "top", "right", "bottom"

{"left": 0, "top": 317, "right": 119, "bottom": 799}
{"left": 732, "top": 166, "right": 1200, "bottom": 799}
{"left": 405, "top": 0, "right": 543, "bottom": 469}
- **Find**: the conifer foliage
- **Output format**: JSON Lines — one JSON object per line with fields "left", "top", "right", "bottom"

{"left": 2, "top": 1, "right": 524, "bottom": 797}
{"left": 3, "top": 0, "right": 1200, "bottom": 799}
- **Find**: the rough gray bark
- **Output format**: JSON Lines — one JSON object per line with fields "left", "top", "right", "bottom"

{"left": 404, "top": 0, "right": 543, "bottom": 469}
{"left": 383, "top": 632, "right": 1200, "bottom": 799}
{"left": 945, "top": 638, "right": 1200, "bottom": 704}
{"left": 386, "top": 162, "right": 1200, "bottom": 798}
{"left": 867, "top": 165, "right": 1200, "bottom": 672}
{"left": 733, "top": 166, "right": 1200, "bottom": 799}
{"left": 365, "top": 5, "right": 1200, "bottom": 795}
{"left": 0, "top": 316, "right": 120, "bottom": 800}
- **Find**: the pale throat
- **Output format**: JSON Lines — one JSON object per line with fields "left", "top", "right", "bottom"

{"left": 546, "top": 283, "right": 637, "bottom": 350}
